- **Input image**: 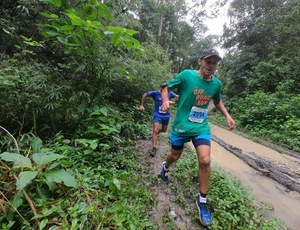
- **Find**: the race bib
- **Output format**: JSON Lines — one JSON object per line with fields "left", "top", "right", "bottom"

{"left": 159, "top": 106, "right": 167, "bottom": 114}
{"left": 188, "top": 106, "right": 207, "bottom": 123}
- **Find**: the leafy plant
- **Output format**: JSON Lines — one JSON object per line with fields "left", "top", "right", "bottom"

{"left": 0, "top": 126, "right": 77, "bottom": 229}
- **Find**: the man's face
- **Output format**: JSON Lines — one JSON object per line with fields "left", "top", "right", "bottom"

{"left": 199, "top": 56, "right": 220, "bottom": 77}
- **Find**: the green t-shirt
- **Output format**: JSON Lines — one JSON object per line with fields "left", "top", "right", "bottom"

{"left": 167, "top": 70, "right": 222, "bottom": 136}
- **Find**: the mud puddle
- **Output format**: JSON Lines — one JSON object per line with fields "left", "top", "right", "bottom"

{"left": 210, "top": 124, "right": 300, "bottom": 230}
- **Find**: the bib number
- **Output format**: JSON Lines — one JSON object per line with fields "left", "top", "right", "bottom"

{"left": 189, "top": 106, "right": 207, "bottom": 123}
{"left": 159, "top": 106, "right": 167, "bottom": 114}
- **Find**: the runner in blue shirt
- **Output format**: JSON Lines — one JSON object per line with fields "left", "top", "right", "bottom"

{"left": 139, "top": 82, "right": 178, "bottom": 157}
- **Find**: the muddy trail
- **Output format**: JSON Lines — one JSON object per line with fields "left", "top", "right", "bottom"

{"left": 138, "top": 124, "right": 300, "bottom": 230}
{"left": 138, "top": 136, "right": 200, "bottom": 230}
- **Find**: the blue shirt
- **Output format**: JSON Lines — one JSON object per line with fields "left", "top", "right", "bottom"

{"left": 146, "top": 90, "right": 177, "bottom": 118}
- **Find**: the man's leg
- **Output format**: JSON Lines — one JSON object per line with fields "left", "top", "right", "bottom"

{"left": 150, "top": 122, "right": 160, "bottom": 157}
{"left": 160, "top": 124, "right": 168, "bottom": 133}
{"left": 152, "top": 122, "right": 160, "bottom": 148}
{"left": 195, "top": 143, "right": 212, "bottom": 226}
{"left": 165, "top": 147, "right": 183, "bottom": 167}
{"left": 160, "top": 118, "right": 169, "bottom": 133}
{"left": 195, "top": 145, "right": 211, "bottom": 194}
{"left": 161, "top": 147, "right": 183, "bottom": 183}
{"left": 161, "top": 133, "right": 186, "bottom": 183}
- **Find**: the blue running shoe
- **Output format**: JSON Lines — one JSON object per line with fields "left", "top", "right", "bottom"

{"left": 161, "top": 162, "right": 169, "bottom": 183}
{"left": 196, "top": 197, "right": 212, "bottom": 226}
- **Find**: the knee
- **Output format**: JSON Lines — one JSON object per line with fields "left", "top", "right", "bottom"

{"left": 170, "top": 152, "right": 181, "bottom": 161}
{"left": 161, "top": 126, "right": 168, "bottom": 133}
{"left": 153, "top": 128, "right": 160, "bottom": 135}
{"left": 198, "top": 155, "right": 211, "bottom": 167}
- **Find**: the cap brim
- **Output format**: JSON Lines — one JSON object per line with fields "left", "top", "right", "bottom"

{"left": 203, "top": 54, "right": 222, "bottom": 60}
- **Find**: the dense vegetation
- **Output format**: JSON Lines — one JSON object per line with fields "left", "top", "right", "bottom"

{"left": 0, "top": 0, "right": 298, "bottom": 229}
{"left": 218, "top": 0, "right": 300, "bottom": 151}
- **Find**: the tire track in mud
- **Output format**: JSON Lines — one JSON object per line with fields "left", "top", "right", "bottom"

{"left": 209, "top": 124, "right": 300, "bottom": 230}
{"left": 211, "top": 135, "right": 300, "bottom": 193}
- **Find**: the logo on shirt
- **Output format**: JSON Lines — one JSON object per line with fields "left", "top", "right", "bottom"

{"left": 193, "top": 89, "right": 210, "bottom": 106}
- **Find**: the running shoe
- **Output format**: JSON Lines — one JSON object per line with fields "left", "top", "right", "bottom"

{"left": 161, "top": 161, "right": 169, "bottom": 183}
{"left": 150, "top": 147, "right": 156, "bottom": 157}
{"left": 196, "top": 197, "right": 212, "bottom": 226}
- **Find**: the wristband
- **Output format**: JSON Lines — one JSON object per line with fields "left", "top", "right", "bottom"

{"left": 160, "top": 82, "right": 167, "bottom": 88}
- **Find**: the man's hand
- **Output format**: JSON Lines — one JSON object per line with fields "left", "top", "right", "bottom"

{"left": 161, "top": 101, "right": 175, "bottom": 112}
{"left": 139, "top": 105, "right": 145, "bottom": 111}
{"left": 226, "top": 115, "right": 236, "bottom": 130}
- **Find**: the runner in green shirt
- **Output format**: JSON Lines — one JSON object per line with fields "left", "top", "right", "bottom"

{"left": 160, "top": 48, "right": 236, "bottom": 226}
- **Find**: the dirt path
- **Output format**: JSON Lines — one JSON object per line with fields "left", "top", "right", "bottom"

{"left": 139, "top": 134, "right": 200, "bottom": 230}
{"left": 209, "top": 124, "right": 300, "bottom": 230}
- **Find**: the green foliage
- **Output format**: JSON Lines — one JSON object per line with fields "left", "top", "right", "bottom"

{"left": 0, "top": 59, "right": 81, "bottom": 137}
{"left": 77, "top": 105, "right": 148, "bottom": 145}
{"left": 135, "top": 0, "right": 217, "bottom": 72}
{"left": 48, "top": 107, "right": 154, "bottom": 229}
{"left": 218, "top": 91, "right": 300, "bottom": 151}
{"left": 0, "top": 132, "right": 78, "bottom": 229}
{"left": 0, "top": 152, "right": 32, "bottom": 169}
{"left": 221, "top": 0, "right": 300, "bottom": 99}
{"left": 219, "top": 1, "right": 300, "bottom": 152}
{"left": 0, "top": 104, "right": 154, "bottom": 229}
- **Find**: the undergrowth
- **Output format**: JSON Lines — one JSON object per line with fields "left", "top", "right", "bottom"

{"left": 0, "top": 105, "right": 156, "bottom": 229}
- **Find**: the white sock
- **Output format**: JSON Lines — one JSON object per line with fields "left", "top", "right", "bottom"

{"left": 199, "top": 195, "right": 207, "bottom": 203}
{"left": 164, "top": 164, "right": 169, "bottom": 171}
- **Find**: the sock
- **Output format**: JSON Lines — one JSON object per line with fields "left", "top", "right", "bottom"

{"left": 164, "top": 164, "right": 169, "bottom": 171}
{"left": 199, "top": 193, "right": 207, "bottom": 203}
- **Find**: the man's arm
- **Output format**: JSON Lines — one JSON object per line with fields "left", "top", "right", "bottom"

{"left": 161, "top": 87, "right": 175, "bottom": 111}
{"left": 213, "top": 99, "right": 236, "bottom": 130}
{"left": 139, "top": 93, "right": 147, "bottom": 111}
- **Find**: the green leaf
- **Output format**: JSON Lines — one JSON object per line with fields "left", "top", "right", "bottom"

{"left": 47, "top": 0, "right": 61, "bottom": 7}
{"left": 46, "top": 181, "right": 57, "bottom": 191}
{"left": 54, "top": 0, "right": 61, "bottom": 7}
{"left": 33, "top": 152, "right": 65, "bottom": 168}
{"left": 39, "top": 219, "right": 48, "bottom": 230}
{"left": 60, "top": 25, "right": 74, "bottom": 31}
{"left": 11, "top": 191, "right": 24, "bottom": 209}
{"left": 99, "top": 107, "right": 108, "bottom": 116}
{"left": 44, "top": 169, "right": 78, "bottom": 188}
{"left": 16, "top": 171, "right": 38, "bottom": 190}
{"left": 0, "top": 152, "right": 32, "bottom": 169}
{"left": 65, "top": 12, "right": 84, "bottom": 26}
{"left": 40, "top": 12, "right": 59, "bottom": 19}
{"left": 113, "top": 178, "right": 121, "bottom": 190}
{"left": 32, "top": 137, "right": 43, "bottom": 153}
{"left": 41, "top": 31, "right": 60, "bottom": 39}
